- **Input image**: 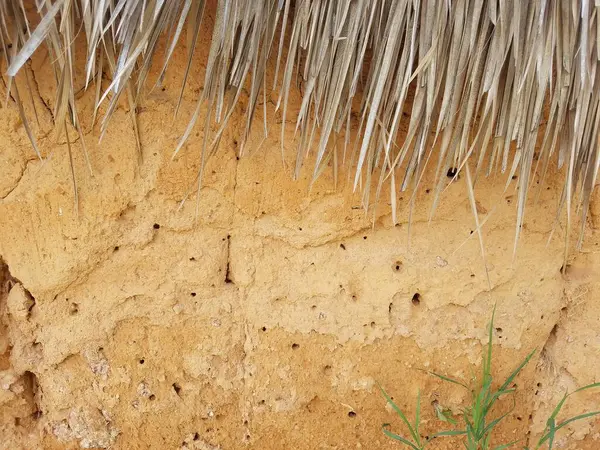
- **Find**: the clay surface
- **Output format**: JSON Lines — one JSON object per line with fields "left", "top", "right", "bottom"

{"left": 1, "top": 25, "right": 600, "bottom": 450}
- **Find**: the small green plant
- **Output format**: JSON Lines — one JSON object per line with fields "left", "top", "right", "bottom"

{"left": 526, "top": 384, "right": 600, "bottom": 450}
{"left": 380, "top": 308, "right": 600, "bottom": 450}
{"left": 380, "top": 388, "right": 466, "bottom": 449}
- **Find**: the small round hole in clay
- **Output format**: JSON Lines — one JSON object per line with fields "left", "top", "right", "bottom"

{"left": 411, "top": 293, "right": 421, "bottom": 306}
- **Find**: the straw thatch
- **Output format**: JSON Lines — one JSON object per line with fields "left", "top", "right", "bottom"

{"left": 2, "top": 1, "right": 600, "bottom": 254}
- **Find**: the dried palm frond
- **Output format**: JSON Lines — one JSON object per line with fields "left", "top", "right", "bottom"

{"left": 2, "top": 0, "right": 600, "bottom": 256}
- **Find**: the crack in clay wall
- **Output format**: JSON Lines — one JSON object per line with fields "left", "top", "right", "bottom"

{"left": 1, "top": 21, "right": 600, "bottom": 450}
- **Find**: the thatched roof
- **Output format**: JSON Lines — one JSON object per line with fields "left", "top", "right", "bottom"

{"left": 2, "top": 0, "right": 600, "bottom": 255}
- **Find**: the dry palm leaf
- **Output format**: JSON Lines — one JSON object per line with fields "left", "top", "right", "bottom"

{"left": 2, "top": 0, "right": 599, "bottom": 255}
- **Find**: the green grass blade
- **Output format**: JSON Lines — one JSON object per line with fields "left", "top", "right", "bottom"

{"left": 572, "top": 382, "right": 600, "bottom": 394}
{"left": 415, "top": 390, "right": 421, "bottom": 445}
{"left": 547, "top": 417, "right": 556, "bottom": 450}
{"left": 484, "top": 306, "right": 496, "bottom": 378}
{"left": 492, "top": 439, "right": 520, "bottom": 450}
{"left": 499, "top": 349, "right": 536, "bottom": 392}
{"left": 483, "top": 434, "right": 491, "bottom": 448}
{"left": 487, "top": 388, "right": 516, "bottom": 405}
{"left": 483, "top": 389, "right": 516, "bottom": 421}
{"left": 554, "top": 411, "right": 600, "bottom": 432}
{"left": 464, "top": 412, "right": 474, "bottom": 432}
{"left": 465, "top": 418, "right": 476, "bottom": 448}
{"left": 378, "top": 384, "right": 420, "bottom": 444}
{"left": 434, "top": 403, "right": 458, "bottom": 425}
{"left": 537, "top": 383, "right": 600, "bottom": 447}
{"left": 548, "top": 393, "right": 568, "bottom": 422}
{"left": 426, "top": 371, "right": 469, "bottom": 389}
{"left": 473, "top": 384, "right": 489, "bottom": 437}
{"left": 427, "top": 429, "right": 467, "bottom": 439}
{"left": 482, "top": 409, "right": 512, "bottom": 436}
{"left": 382, "top": 424, "right": 420, "bottom": 450}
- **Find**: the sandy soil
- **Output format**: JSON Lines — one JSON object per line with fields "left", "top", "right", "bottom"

{"left": 1, "top": 17, "right": 599, "bottom": 450}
